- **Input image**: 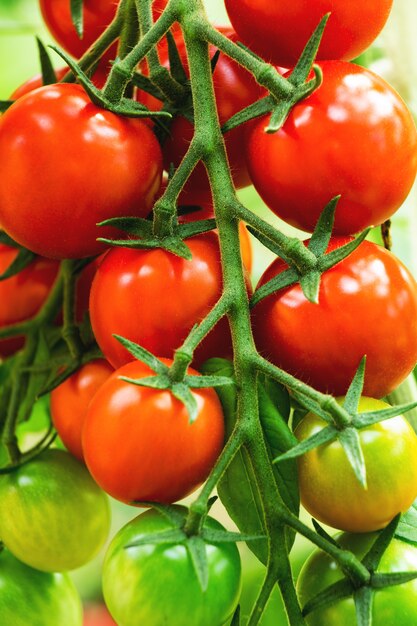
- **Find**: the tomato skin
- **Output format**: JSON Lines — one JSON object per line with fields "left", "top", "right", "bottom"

{"left": 83, "top": 604, "right": 117, "bottom": 626}
{"left": 297, "top": 533, "right": 417, "bottom": 625}
{"left": 252, "top": 238, "right": 417, "bottom": 398}
{"left": 0, "top": 83, "right": 163, "bottom": 259}
{"left": 82, "top": 359, "right": 225, "bottom": 504}
{"left": 245, "top": 61, "right": 417, "bottom": 235}
{"left": 0, "top": 449, "right": 111, "bottom": 572}
{"left": 50, "top": 359, "right": 114, "bottom": 461}
{"left": 0, "top": 244, "right": 59, "bottom": 357}
{"left": 225, "top": 0, "right": 393, "bottom": 67}
{"left": 102, "top": 508, "right": 241, "bottom": 626}
{"left": 140, "top": 27, "right": 266, "bottom": 203}
{"left": 90, "top": 231, "right": 233, "bottom": 369}
{"left": 0, "top": 549, "right": 82, "bottom": 626}
{"left": 296, "top": 397, "right": 417, "bottom": 532}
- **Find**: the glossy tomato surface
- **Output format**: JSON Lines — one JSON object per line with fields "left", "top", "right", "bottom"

{"left": 82, "top": 359, "right": 225, "bottom": 504}
{"left": 0, "top": 549, "right": 82, "bottom": 626}
{"left": 297, "top": 534, "right": 417, "bottom": 625}
{"left": 102, "top": 508, "right": 241, "bottom": 626}
{"left": 0, "top": 83, "right": 162, "bottom": 259}
{"left": 51, "top": 359, "right": 113, "bottom": 461}
{"left": 0, "top": 243, "right": 59, "bottom": 357}
{"left": 140, "top": 26, "right": 266, "bottom": 203}
{"left": 225, "top": 0, "right": 393, "bottom": 67}
{"left": 90, "top": 231, "right": 233, "bottom": 368}
{"left": 252, "top": 238, "right": 417, "bottom": 398}
{"left": 296, "top": 397, "right": 417, "bottom": 532}
{"left": 245, "top": 61, "right": 417, "bottom": 235}
{"left": 0, "top": 449, "right": 111, "bottom": 572}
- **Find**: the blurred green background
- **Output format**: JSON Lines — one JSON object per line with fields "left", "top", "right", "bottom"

{"left": 1, "top": 0, "right": 417, "bottom": 623}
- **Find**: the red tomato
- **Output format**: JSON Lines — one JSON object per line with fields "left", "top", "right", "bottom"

{"left": 0, "top": 244, "right": 59, "bottom": 357}
{"left": 89, "top": 231, "right": 236, "bottom": 369}
{"left": 225, "top": 0, "right": 393, "bottom": 67}
{"left": 245, "top": 61, "right": 417, "bottom": 235}
{"left": 39, "top": 0, "right": 168, "bottom": 58}
{"left": 252, "top": 238, "right": 417, "bottom": 398}
{"left": 140, "top": 27, "right": 266, "bottom": 204}
{"left": 51, "top": 359, "right": 113, "bottom": 461}
{"left": 0, "top": 83, "right": 163, "bottom": 259}
{"left": 82, "top": 359, "right": 225, "bottom": 503}
{"left": 83, "top": 604, "right": 116, "bottom": 626}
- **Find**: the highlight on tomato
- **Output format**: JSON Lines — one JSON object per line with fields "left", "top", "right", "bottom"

{"left": 295, "top": 397, "right": 417, "bottom": 532}
{"left": 245, "top": 61, "right": 417, "bottom": 235}
{"left": 82, "top": 359, "right": 225, "bottom": 504}
{"left": 252, "top": 238, "right": 417, "bottom": 398}
{"left": 102, "top": 508, "right": 242, "bottom": 626}
{"left": 0, "top": 449, "right": 111, "bottom": 572}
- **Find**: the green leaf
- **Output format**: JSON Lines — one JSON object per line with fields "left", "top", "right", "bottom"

{"left": 289, "top": 14, "right": 330, "bottom": 86}
{"left": 302, "top": 579, "right": 353, "bottom": 617}
{"left": 353, "top": 586, "right": 373, "bottom": 626}
{"left": 299, "top": 270, "right": 321, "bottom": 304}
{"left": 343, "top": 357, "right": 366, "bottom": 415}
{"left": 396, "top": 500, "right": 417, "bottom": 546}
{"left": 338, "top": 427, "right": 367, "bottom": 488}
{"left": 0, "top": 248, "right": 36, "bottom": 281}
{"left": 250, "top": 268, "right": 299, "bottom": 307}
{"left": 318, "top": 229, "right": 370, "bottom": 272}
{"left": 113, "top": 336, "right": 168, "bottom": 374}
{"left": 186, "top": 536, "right": 209, "bottom": 592}
{"left": 171, "top": 382, "right": 198, "bottom": 423}
{"left": 36, "top": 37, "right": 57, "bottom": 85}
{"left": 274, "top": 424, "right": 337, "bottom": 463}
{"left": 307, "top": 197, "right": 339, "bottom": 256}
{"left": 70, "top": 0, "right": 84, "bottom": 38}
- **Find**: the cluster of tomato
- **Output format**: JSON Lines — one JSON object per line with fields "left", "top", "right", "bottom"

{"left": 1, "top": 0, "right": 417, "bottom": 624}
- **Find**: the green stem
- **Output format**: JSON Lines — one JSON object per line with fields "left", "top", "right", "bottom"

{"left": 247, "top": 564, "right": 278, "bottom": 626}
{"left": 61, "top": 260, "right": 84, "bottom": 361}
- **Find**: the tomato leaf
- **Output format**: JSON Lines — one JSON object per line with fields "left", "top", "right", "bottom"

{"left": 0, "top": 248, "right": 36, "bottom": 281}
{"left": 36, "top": 37, "right": 57, "bottom": 86}
{"left": 343, "top": 357, "right": 366, "bottom": 415}
{"left": 338, "top": 427, "right": 367, "bottom": 488}
{"left": 186, "top": 536, "right": 209, "bottom": 592}
{"left": 396, "top": 501, "right": 417, "bottom": 546}
{"left": 353, "top": 586, "right": 372, "bottom": 626}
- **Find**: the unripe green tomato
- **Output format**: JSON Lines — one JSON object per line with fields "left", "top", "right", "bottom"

{"left": 0, "top": 548, "right": 82, "bottom": 626}
{"left": 297, "top": 533, "right": 417, "bottom": 625}
{"left": 102, "top": 508, "right": 242, "bottom": 626}
{"left": 0, "top": 449, "right": 111, "bottom": 572}
{"left": 295, "top": 397, "right": 417, "bottom": 532}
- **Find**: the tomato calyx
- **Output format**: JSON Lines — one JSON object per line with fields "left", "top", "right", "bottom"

{"left": 276, "top": 358, "right": 417, "bottom": 488}
{"left": 302, "top": 516, "right": 417, "bottom": 623}
{"left": 250, "top": 198, "right": 370, "bottom": 307}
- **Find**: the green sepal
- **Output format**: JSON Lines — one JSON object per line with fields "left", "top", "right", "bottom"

{"left": 36, "top": 37, "right": 58, "bottom": 86}
{"left": 311, "top": 519, "right": 340, "bottom": 548}
{"left": 124, "top": 528, "right": 186, "bottom": 549}
{"left": 178, "top": 219, "right": 217, "bottom": 238}
{"left": 288, "top": 14, "right": 330, "bottom": 86}
{"left": 98, "top": 234, "right": 193, "bottom": 260}
{"left": 132, "top": 72, "right": 165, "bottom": 101}
{"left": 337, "top": 426, "right": 367, "bottom": 488}
{"left": 113, "top": 335, "right": 168, "bottom": 374}
{"left": 186, "top": 536, "right": 209, "bottom": 592}
{"left": 362, "top": 515, "right": 400, "bottom": 571}
{"left": 290, "top": 390, "right": 333, "bottom": 423}
{"left": 307, "top": 196, "right": 339, "bottom": 256}
{"left": 0, "top": 248, "right": 36, "bottom": 281}
{"left": 274, "top": 424, "right": 337, "bottom": 463}
{"left": 299, "top": 270, "right": 321, "bottom": 304}
{"left": 70, "top": 0, "right": 84, "bottom": 38}
{"left": 302, "top": 579, "right": 353, "bottom": 617}
{"left": 166, "top": 29, "right": 188, "bottom": 84}
{"left": 0, "top": 232, "right": 20, "bottom": 248}
{"left": 119, "top": 374, "right": 171, "bottom": 390}
{"left": 221, "top": 96, "right": 274, "bottom": 135}
{"left": 343, "top": 357, "right": 366, "bottom": 415}
{"left": 0, "top": 100, "right": 14, "bottom": 112}
{"left": 230, "top": 606, "right": 241, "bottom": 626}
{"left": 372, "top": 571, "right": 417, "bottom": 588}
{"left": 250, "top": 267, "right": 299, "bottom": 307}
{"left": 353, "top": 586, "right": 372, "bottom": 626}
{"left": 98, "top": 216, "right": 153, "bottom": 236}
{"left": 137, "top": 502, "right": 185, "bottom": 525}
{"left": 352, "top": 402, "right": 417, "bottom": 429}
{"left": 171, "top": 382, "right": 199, "bottom": 423}
{"left": 246, "top": 225, "right": 292, "bottom": 265}
{"left": 396, "top": 500, "right": 417, "bottom": 546}
{"left": 318, "top": 229, "right": 370, "bottom": 272}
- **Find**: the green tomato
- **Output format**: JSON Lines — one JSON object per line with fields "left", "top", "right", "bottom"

{"left": 102, "top": 508, "right": 242, "bottom": 626}
{"left": 297, "top": 533, "right": 417, "bottom": 625}
{"left": 295, "top": 397, "right": 417, "bottom": 532}
{"left": 0, "top": 548, "right": 82, "bottom": 626}
{"left": 0, "top": 449, "right": 111, "bottom": 572}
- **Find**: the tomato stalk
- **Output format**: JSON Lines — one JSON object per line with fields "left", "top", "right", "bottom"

{"left": 61, "top": 260, "right": 85, "bottom": 361}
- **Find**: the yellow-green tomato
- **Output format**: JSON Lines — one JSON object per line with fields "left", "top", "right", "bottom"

{"left": 102, "top": 508, "right": 242, "bottom": 626}
{"left": 0, "top": 449, "right": 111, "bottom": 572}
{"left": 0, "top": 548, "right": 82, "bottom": 626}
{"left": 295, "top": 397, "right": 417, "bottom": 532}
{"left": 297, "top": 533, "right": 417, "bottom": 625}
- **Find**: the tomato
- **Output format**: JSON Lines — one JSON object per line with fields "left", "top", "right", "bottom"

{"left": 295, "top": 397, "right": 417, "bottom": 532}
{"left": 0, "top": 243, "right": 59, "bottom": 357}
{"left": 140, "top": 27, "right": 266, "bottom": 204}
{"left": 82, "top": 359, "right": 225, "bottom": 504}
{"left": 245, "top": 61, "right": 417, "bottom": 235}
{"left": 0, "top": 449, "right": 111, "bottom": 572}
{"left": 39, "top": 0, "right": 168, "bottom": 58}
{"left": 102, "top": 507, "right": 241, "bottom": 626}
{"left": 0, "top": 548, "right": 82, "bottom": 626}
{"left": 89, "top": 231, "right": 235, "bottom": 369}
{"left": 252, "top": 238, "right": 417, "bottom": 398}
{"left": 50, "top": 359, "right": 113, "bottom": 461}
{"left": 297, "top": 533, "right": 417, "bottom": 625}
{"left": 0, "top": 83, "right": 162, "bottom": 259}
{"left": 83, "top": 604, "right": 117, "bottom": 626}
{"left": 225, "top": 0, "right": 393, "bottom": 67}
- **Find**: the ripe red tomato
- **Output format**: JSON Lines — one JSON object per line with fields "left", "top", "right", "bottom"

{"left": 140, "top": 27, "right": 266, "bottom": 204}
{"left": 50, "top": 359, "right": 114, "bottom": 461}
{"left": 0, "top": 83, "right": 163, "bottom": 259}
{"left": 245, "top": 61, "right": 417, "bottom": 235}
{"left": 0, "top": 244, "right": 59, "bottom": 357}
{"left": 89, "top": 231, "right": 235, "bottom": 369}
{"left": 252, "top": 238, "right": 417, "bottom": 398}
{"left": 296, "top": 397, "right": 417, "bottom": 532}
{"left": 83, "top": 604, "right": 116, "bottom": 626}
{"left": 82, "top": 359, "right": 225, "bottom": 503}
{"left": 225, "top": 0, "right": 393, "bottom": 67}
